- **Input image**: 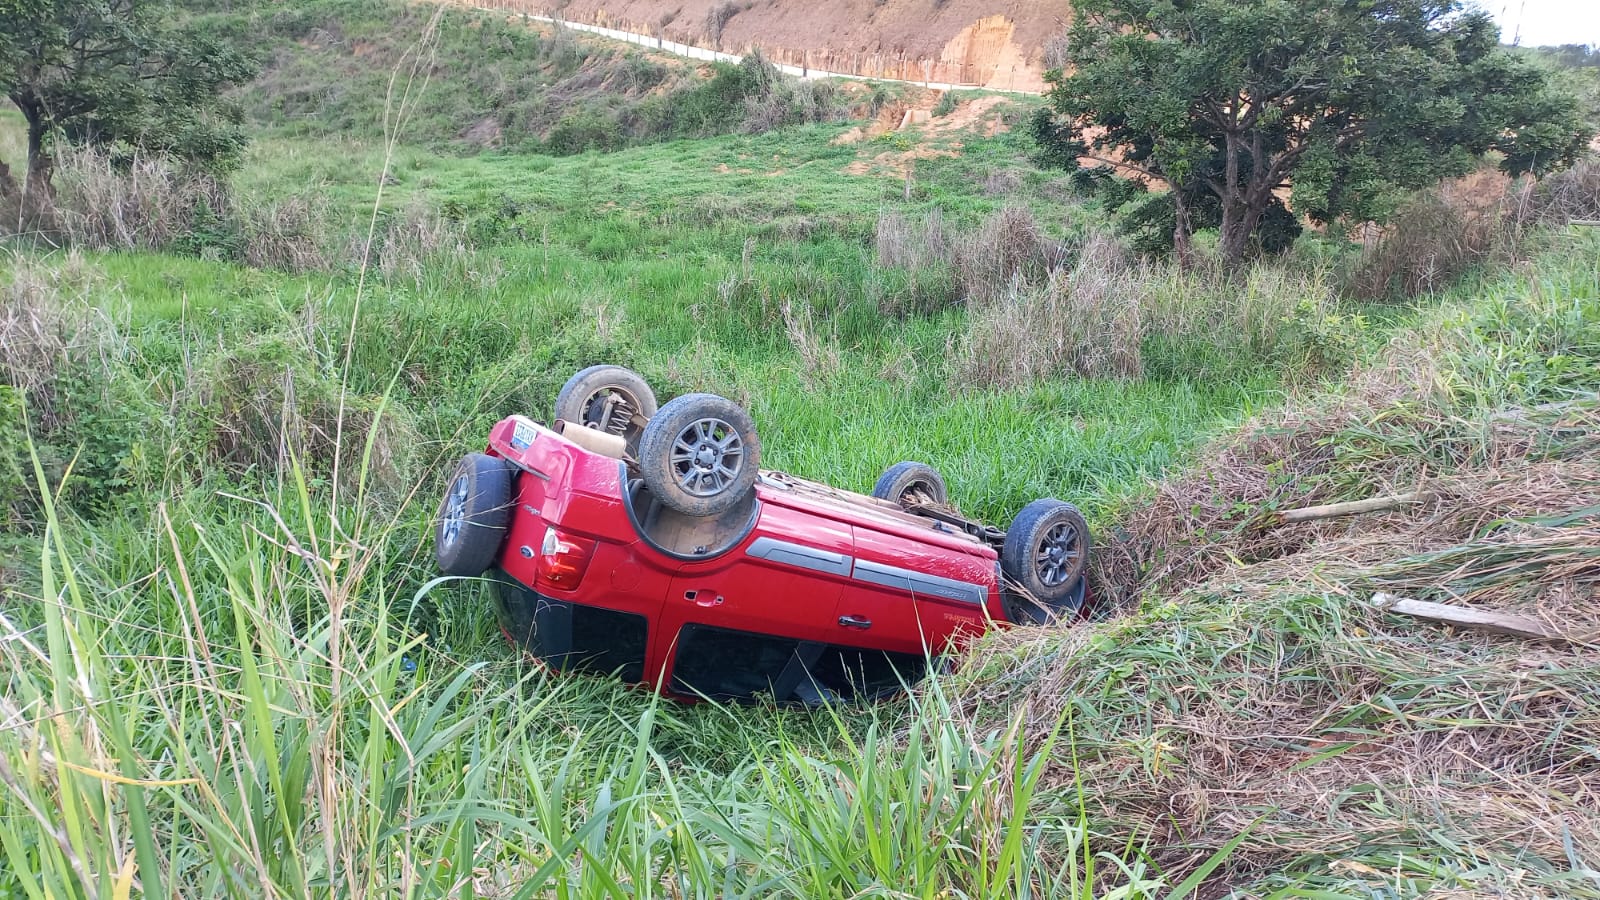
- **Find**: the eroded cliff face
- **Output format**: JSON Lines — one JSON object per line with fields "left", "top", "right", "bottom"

{"left": 463, "top": 0, "right": 1070, "bottom": 91}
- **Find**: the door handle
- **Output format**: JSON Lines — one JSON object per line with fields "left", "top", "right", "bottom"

{"left": 838, "top": 615, "right": 872, "bottom": 629}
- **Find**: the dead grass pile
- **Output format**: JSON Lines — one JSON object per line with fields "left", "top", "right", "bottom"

{"left": 1529, "top": 156, "right": 1600, "bottom": 225}
{"left": 957, "top": 273, "right": 1600, "bottom": 894}
{"left": 1089, "top": 364, "right": 1597, "bottom": 611}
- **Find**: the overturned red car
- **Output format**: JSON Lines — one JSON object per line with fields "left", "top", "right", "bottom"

{"left": 436, "top": 365, "right": 1088, "bottom": 702}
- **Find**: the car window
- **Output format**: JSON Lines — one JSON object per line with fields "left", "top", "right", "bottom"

{"left": 670, "top": 624, "right": 800, "bottom": 700}
{"left": 669, "top": 624, "right": 929, "bottom": 702}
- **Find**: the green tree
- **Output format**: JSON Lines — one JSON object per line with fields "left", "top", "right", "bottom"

{"left": 1033, "top": 0, "right": 1592, "bottom": 266}
{"left": 0, "top": 0, "right": 254, "bottom": 198}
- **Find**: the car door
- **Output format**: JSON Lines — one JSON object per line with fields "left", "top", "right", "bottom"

{"left": 659, "top": 500, "right": 854, "bottom": 697}
{"left": 831, "top": 524, "right": 993, "bottom": 656}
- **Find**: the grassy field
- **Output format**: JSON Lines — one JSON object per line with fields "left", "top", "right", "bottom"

{"left": 3, "top": 1, "right": 1598, "bottom": 896}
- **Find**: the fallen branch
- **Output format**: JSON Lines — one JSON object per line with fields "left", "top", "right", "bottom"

{"left": 1570, "top": 219, "right": 1600, "bottom": 228}
{"left": 1371, "top": 592, "right": 1584, "bottom": 644}
{"left": 1256, "top": 492, "right": 1421, "bottom": 528}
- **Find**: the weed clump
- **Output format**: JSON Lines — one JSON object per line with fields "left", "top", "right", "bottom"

{"left": 0, "top": 254, "right": 142, "bottom": 517}
{"left": 963, "top": 233, "right": 1143, "bottom": 383}
{"left": 193, "top": 335, "right": 417, "bottom": 499}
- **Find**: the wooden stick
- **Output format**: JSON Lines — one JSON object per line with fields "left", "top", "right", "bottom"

{"left": 1371, "top": 592, "right": 1579, "bottom": 644}
{"left": 1570, "top": 219, "right": 1600, "bottom": 227}
{"left": 1256, "top": 492, "right": 1421, "bottom": 529}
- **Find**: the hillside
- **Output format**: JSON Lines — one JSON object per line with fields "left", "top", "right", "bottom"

{"left": 2, "top": 0, "right": 1598, "bottom": 896}
{"left": 459, "top": 0, "right": 1069, "bottom": 91}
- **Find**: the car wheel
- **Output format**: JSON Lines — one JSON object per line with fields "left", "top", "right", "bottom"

{"left": 871, "top": 461, "right": 949, "bottom": 508}
{"left": 638, "top": 393, "right": 761, "bottom": 517}
{"left": 1000, "top": 499, "right": 1090, "bottom": 624}
{"left": 553, "top": 365, "right": 658, "bottom": 455}
{"left": 435, "top": 453, "right": 517, "bottom": 576}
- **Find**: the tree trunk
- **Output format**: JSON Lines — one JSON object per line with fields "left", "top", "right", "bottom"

{"left": 25, "top": 115, "right": 54, "bottom": 198}
{"left": 1218, "top": 199, "right": 1250, "bottom": 266}
{"left": 1218, "top": 190, "right": 1270, "bottom": 268}
{"left": 1173, "top": 189, "right": 1193, "bottom": 271}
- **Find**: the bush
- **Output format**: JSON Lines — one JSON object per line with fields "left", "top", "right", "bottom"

{"left": 961, "top": 233, "right": 1144, "bottom": 384}
{"left": 1347, "top": 170, "right": 1533, "bottom": 300}
{"left": 959, "top": 234, "right": 1355, "bottom": 387}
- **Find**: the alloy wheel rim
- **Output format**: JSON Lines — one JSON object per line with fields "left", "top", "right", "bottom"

{"left": 669, "top": 417, "right": 744, "bottom": 496}
{"left": 1035, "top": 521, "right": 1080, "bottom": 587}
{"left": 441, "top": 475, "right": 469, "bottom": 544}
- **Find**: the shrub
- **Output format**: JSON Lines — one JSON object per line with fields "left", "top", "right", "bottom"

{"left": 955, "top": 204, "right": 1061, "bottom": 305}
{"left": 1348, "top": 169, "right": 1531, "bottom": 300}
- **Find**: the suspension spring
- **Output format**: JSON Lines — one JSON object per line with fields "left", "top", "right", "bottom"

{"left": 602, "top": 394, "right": 634, "bottom": 436}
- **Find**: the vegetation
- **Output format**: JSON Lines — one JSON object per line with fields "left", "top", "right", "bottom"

{"left": 0, "top": 0, "right": 254, "bottom": 198}
{"left": 1033, "top": 0, "right": 1593, "bottom": 264}
{"left": 2, "top": 0, "right": 1598, "bottom": 895}
{"left": 189, "top": 0, "right": 851, "bottom": 158}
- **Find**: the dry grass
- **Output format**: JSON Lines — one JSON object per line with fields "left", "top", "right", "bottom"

{"left": 0, "top": 252, "right": 121, "bottom": 431}
{"left": 1530, "top": 156, "right": 1600, "bottom": 225}
{"left": 1348, "top": 159, "right": 1600, "bottom": 300}
{"left": 956, "top": 276, "right": 1600, "bottom": 894}
{"left": 4, "top": 147, "right": 480, "bottom": 281}
{"left": 875, "top": 207, "right": 951, "bottom": 271}
{"left": 958, "top": 236, "right": 1343, "bottom": 387}
{"left": 780, "top": 299, "right": 842, "bottom": 390}
{"left": 956, "top": 204, "right": 1062, "bottom": 304}
{"left": 962, "top": 233, "right": 1144, "bottom": 384}
{"left": 46, "top": 149, "right": 233, "bottom": 252}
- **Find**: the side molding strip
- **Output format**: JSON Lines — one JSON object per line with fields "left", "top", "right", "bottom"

{"left": 850, "top": 559, "right": 986, "bottom": 605}
{"left": 746, "top": 537, "right": 853, "bottom": 577}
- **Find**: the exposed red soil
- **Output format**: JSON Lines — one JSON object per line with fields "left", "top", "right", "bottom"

{"left": 460, "top": 0, "right": 1070, "bottom": 91}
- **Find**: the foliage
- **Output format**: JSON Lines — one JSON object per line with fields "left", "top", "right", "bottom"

{"left": 0, "top": 0, "right": 254, "bottom": 194}
{"left": 197, "top": 0, "right": 848, "bottom": 157}
{"left": 1032, "top": 0, "right": 1593, "bottom": 264}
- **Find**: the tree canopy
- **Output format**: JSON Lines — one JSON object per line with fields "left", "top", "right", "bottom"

{"left": 1032, "top": 0, "right": 1593, "bottom": 265}
{"left": 0, "top": 0, "right": 254, "bottom": 197}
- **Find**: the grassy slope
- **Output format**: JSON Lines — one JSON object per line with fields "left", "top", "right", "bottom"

{"left": 962, "top": 242, "right": 1600, "bottom": 896}
{"left": 4, "top": 2, "right": 1597, "bottom": 896}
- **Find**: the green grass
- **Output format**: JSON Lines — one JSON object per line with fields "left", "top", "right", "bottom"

{"left": 5, "top": 0, "right": 1596, "bottom": 893}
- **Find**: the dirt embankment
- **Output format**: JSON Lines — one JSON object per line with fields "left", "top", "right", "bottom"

{"left": 461, "top": 0, "right": 1070, "bottom": 91}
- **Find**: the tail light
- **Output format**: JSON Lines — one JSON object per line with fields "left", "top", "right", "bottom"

{"left": 535, "top": 526, "right": 595, "bottom": 591}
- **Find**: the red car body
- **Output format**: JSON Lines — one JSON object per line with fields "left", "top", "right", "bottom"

{"left": 480, "top": 415, "right": 1026, "bottom": 701}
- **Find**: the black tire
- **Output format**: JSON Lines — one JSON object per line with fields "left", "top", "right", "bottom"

{"left": 435, "top": 453, "right": 517, "bottom": 576}
{"left": 1000, "top": 499, "right": 1090, "bottom": 624}
{"left": 871, "top": 461, "right": 949, "bottom": 508}
{"left": 638, "top": 393, "right": 761, "bottom": 517}
{"left": 553, "top": 365, "right": 658, "bottom": 455}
